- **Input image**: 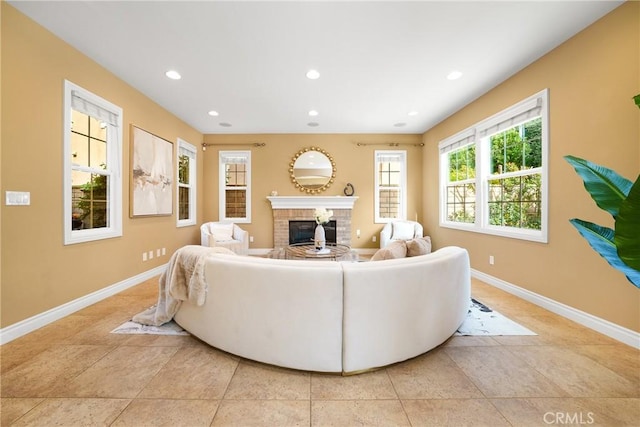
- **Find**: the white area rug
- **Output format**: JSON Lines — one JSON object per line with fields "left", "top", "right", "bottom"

{"left": 455, "top": 298, "right": 537, "bottom": 336}
{"left": 111, "top": 299, "right": 533, "bottom": 337}
{"left": 110, "top": 320, "right": 189, "bottom": 336}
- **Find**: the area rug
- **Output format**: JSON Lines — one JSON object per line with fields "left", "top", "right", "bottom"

{"left": 110, "top": 320, "right": 189, "bottom": 336}
{"left": 455, "top": 298, "right": 537, "bottom": 336}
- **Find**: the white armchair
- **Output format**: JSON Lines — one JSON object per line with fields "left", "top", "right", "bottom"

{"left": 380, "top": 220, "right": 423, "bottom": 248}
{"left": 200, "top": 222, "right": 249, "bottom": 255}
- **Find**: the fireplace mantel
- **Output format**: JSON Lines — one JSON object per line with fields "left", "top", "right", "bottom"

{"left": 267, "top": 196, "right": 358, "bottom": 210}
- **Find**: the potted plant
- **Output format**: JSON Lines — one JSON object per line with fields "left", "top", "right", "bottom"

{"left": 564, "top": 95, "right": 640, "bottom": 287}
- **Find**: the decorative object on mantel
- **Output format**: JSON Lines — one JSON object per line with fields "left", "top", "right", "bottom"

{"left": 343, "top": 182, "right": 355, "bottom": 196}
{"left": 312, "top": 207, "right": 333, "bottom": 253}
{"left": 290, "top": 146, "right": 336, "bottom": 194}
{"left": 270, "top": 190, "right": 278, "bottom": 196}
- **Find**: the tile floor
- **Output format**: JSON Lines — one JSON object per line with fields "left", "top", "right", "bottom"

{"left": 1, "top": 277, "right": 638, "bottom": 426}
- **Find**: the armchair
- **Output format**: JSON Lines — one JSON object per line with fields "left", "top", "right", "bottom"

{"left": 380, "top": 220, "right": 423, "bottom": 248}
{"left": 200, "top": 222, "right": 249, "bottom": 255}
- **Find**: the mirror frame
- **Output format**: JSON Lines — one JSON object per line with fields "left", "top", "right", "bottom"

{"left": 289, "top": 146, "right": 336, "bottom": 194}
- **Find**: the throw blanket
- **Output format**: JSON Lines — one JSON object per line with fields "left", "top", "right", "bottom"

{"left": 133, "top": 245, "right": 235, "bottom": 326}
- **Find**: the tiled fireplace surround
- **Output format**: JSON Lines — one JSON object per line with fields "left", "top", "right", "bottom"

{"left": 267, "top": 196, "right": 358, "bottom": 249}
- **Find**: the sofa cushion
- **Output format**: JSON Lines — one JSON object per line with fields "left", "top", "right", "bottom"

{"left": 209, "top": 223, "right": 234, "bottom": 241}
{"left": 406, "top": 236, "right": 432, "bottom": 257}
{"left": 392, "top": 221, "right": 415, "bottom": 240}
{"left": 371, "top": 240, "right": 407, "bottom": 261}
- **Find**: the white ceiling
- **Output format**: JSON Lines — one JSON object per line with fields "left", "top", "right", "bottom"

{"left": 9, "top": 1, "right": 622, "bottom": 135}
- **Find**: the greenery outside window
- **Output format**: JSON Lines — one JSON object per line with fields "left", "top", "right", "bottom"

{"left": 439, "top": 89, "right": 548, "bottom": 242}
{"left": 177, "top": 139, "right": 197, "bottom": 227}
{"left": 375, "top": 150, "right": 407, "bottom": 223}
{"left": 219, "top": 151, "right": 251, "bottom": 223}
{"left": 64, "top": 80, "right": 123, "bottom": 245}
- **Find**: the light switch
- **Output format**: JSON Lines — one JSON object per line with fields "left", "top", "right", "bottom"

{"left": 5, "top": 191, "right": 30, "bottom": 206}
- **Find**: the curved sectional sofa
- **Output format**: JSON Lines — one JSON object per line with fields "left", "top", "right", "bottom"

{"left": 174, "top": 246, "right": 470, "bottom": 374}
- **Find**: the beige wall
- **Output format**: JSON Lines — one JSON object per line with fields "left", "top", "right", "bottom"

{"left": 422, "top": 2, "right": 640, "bottom": 332}
{"left": 1, "top": 4, "right": 204, "bottom": 327}
{"left": 201, "top": 134, "right": 423, "bottom": 249}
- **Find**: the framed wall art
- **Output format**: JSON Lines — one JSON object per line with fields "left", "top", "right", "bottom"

{"left": 130, "top": 125, "right": 174, "bottom": 217}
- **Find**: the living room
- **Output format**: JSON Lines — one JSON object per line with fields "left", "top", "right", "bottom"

{"left": 1, "top": 1, "right": 638, "bottom": 424}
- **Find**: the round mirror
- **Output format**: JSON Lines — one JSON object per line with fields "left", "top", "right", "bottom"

{"left": 289, "top": 147, "right": 336, "bottom": 193}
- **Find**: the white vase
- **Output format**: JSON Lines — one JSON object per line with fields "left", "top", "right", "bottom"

{"left": 314, "top": 224, "right": 326, "bottom": 250}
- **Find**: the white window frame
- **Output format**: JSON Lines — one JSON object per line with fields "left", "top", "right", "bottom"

{"left": 219, "top": 150, "right": 251, "bottom": 223}
{"left": 63, "top": 80, "right": 123, "bottom": 245}
{"left": 176, "top": 138, "right": 197, "bottom": 227}
{"left": 439, "top": 89, "right": 549, "bottom": 243}
{"left": 374, "top": 150, "right": 407, "bottom": 223}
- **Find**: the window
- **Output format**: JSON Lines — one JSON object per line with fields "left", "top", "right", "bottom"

{"left": 375, "top": 150, "right": 407, "bottom": 223}
{"left": 64, "top": 80, "right": 123, "bottom": 245}
{"left": 176, "top": 139, "right": 197, "bottom": 227}
{"left": 439, "top": 89, "right": 548, "bottom": 242}
{"left": 219, "top": 151, "right": 251, "bottom": 223}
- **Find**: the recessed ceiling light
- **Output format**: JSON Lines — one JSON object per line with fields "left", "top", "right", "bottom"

{"left": 165, "top": 70, "right": 182, "bottom": 80}
{"left": 447, "top": 70, "right": 463, "bottom": 80}
{"left": 393, "top": 122, "right": 407, "bottom": 127}
{"left": 308, "top": 110, "right": 319, "bottom": 117}
{"left": 306, "top": 69, "right": 320, "bottom": 80}
{"left": 307, "top": 122, "right": 320, "bottom": 127}
{"left": 408, "top": 111, "right": 418, "bottom": 116}
{"left": 219, "top": 122, "right": 232, "bottom": 127}
{"left": 208, "top": 110, "right": 219, "bottom": 116}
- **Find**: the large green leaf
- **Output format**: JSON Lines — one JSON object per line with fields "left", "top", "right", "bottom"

{"left": 570, "top": 219, "right": 640, "bottom": 288}
{"left": 615, "top": 176, "right": 640, "bottom": 271}
{"left": 564, "top": 155, "right": 632, "bottom": 218}
{"left": 634, "top": 94, "right": 640, "bottom": 109}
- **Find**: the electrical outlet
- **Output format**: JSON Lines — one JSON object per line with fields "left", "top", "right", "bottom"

{"left": 356, "top": 229, "right": 361, "bottom": 238}
{"left": 148, "top": 250, "right": 154, "bottom": 260}
{"left": 157, "top": 249, "right": 161, "bottom": 257}
{"left": 250, "top": 236, "right": 254, "bottom": 243}
{"left": 372, "top": 236, "right": 377, "bottom": 242}
{"left": 489, "top": 255, "right": 495, "bottom": 265}
{"left": 162, "top": 247, "right": 166, "bottom": 256}
{"left": 142, "top": 252, "right": 147, "bottom": 262}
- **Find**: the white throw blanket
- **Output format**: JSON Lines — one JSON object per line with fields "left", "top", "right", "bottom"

{"left": 133, "top": 245, "right": 235, "bottom": 326}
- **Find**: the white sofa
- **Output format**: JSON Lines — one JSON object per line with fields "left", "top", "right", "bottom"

{"left": 174, "top": 246, "right": 470, "bottom": 374}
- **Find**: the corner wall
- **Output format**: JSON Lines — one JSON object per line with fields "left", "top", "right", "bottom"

{"left": 1, "top": 3, "right": 204, "bottom": 328}
{"left": 422, "top": 2, "right": 639, "bottom": 332}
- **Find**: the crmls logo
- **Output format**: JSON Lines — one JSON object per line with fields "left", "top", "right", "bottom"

{"left": 544, "top": 412, "right": 595, "bottom": 425}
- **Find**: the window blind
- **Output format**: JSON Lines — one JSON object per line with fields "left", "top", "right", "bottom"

{"left": 439, "top": 128, "right": 476, "bottom": 155}
{"left": 478, "top": 97, "right": 543, "bottom": 138}
{"left": 71, "top": 91, "right": 119, "bottom": 127}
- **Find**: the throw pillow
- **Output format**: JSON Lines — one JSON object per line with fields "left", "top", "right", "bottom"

{"left": 392, "top": 221, "right": 415, "bottom": 240}
{"left": 371, "top": 240, "right": 407, "bottom": 261}
{"left": 406, "top": 236, "right": 432, "bottom": 257}
{"left": 209, "top": 223, "right": 234, "bottom": 242}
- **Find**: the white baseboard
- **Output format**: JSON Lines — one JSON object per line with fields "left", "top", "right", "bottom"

{"left": 0, "top": 265, "right": 166, "bottom": 345}
{"left": 472, "top": 269, "right": 640, "bottom": 349}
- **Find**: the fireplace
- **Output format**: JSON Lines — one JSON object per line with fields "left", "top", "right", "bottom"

{"left": 267, "top": 196, "right": 358, "bottom": 249}
{"left": 289, "top": 220, "right": 337, "bottom": 245}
